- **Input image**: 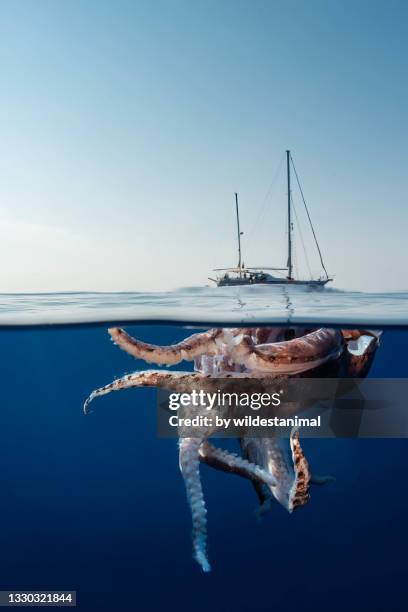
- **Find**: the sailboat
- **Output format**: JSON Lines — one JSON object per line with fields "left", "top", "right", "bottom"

{"left": 209, "top": 150, "right": 333, "bottom": 287}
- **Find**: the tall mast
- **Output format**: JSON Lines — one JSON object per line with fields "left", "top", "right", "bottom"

{"left": 286, "top": 150, "right": 293, "bottom": 279}
{"left": 235, "top": 192, "right": 242, "bottom": 276}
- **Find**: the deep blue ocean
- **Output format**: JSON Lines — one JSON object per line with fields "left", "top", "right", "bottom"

{"left": 0, "top": 289, "right": 407, "bottom": 611}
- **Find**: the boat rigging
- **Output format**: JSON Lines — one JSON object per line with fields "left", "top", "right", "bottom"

{"left": 210, "top": 150, "right": 333, "bottom": 287}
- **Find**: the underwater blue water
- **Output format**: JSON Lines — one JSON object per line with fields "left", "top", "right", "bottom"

{"left": 0, "top": 316, "right": 407, "bottom": 611}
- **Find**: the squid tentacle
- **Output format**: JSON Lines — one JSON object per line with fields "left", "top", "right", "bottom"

{"left": 82, "top": 366, "right": 291, "bottom": 417}
{"left": 198, "top": 441, "right": 278, "bottom": 487}
{"left": 179, "top": 438, "right": 210, "bottom": 572}
{"left": 108, "top": 327, "right": 223, "bottom": 365}
{"left": 288, "top": 428, "right": 311, "bottom": 511}
{"left": 83, "top": 370, "right": 215, "bottom": 414}
{"left": 230, "top": 328, "right": 344, "bottom": 374}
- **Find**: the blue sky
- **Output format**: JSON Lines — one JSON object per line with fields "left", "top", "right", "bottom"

{"left": 0, "top": 0, "right": 407, "bottom": 291}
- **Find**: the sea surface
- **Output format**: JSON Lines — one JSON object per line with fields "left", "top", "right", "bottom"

{"left": 0, "top": 286, "right": 407, "bottom": 327}
{"left": 0, "top": 288, "right": 407, "bottom": 611}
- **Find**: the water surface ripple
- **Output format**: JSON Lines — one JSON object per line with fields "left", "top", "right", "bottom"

{"left": 0, "top": 286, "right": 407, "bottom": 327}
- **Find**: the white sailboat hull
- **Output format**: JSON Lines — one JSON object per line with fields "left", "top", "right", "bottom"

{"left": 216, "top": 277, "right": 331, "bottom": 287}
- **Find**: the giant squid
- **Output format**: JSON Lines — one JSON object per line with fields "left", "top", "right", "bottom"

{"left": 84, "top": 326, "right": 380, "bottom": 572}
